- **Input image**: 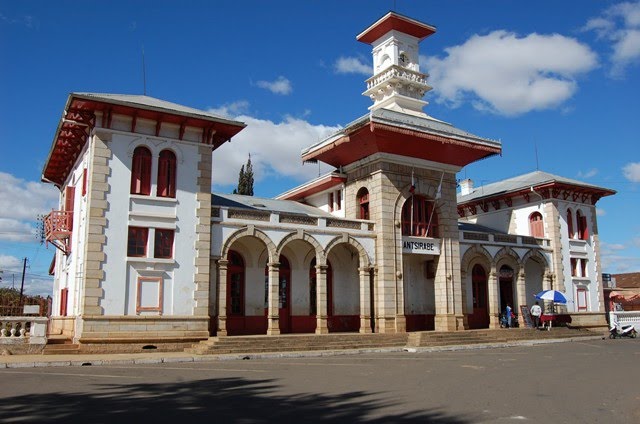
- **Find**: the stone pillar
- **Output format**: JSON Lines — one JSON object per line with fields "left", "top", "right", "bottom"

{"left": 359, "top": 266, "right": 372, "bottom": 333}
{"left": 216, "top": 259, "right": 228, "bottom": 336}
{"left": 488, "top": 269, "right": 500, "bottom": 329}
{"left": 315, "top": 264, "right": 329, "bottom": 334}
{"left": 516, "top": 271, "right": 527, "bottom": 310}
{"left": 267, "top": 262, "right": 281, "bottom": 335}
{"left": 460, "top": 271, "right": 470, "bottom": 330}
{"left": 193, "top": 146, "right": 213, "bottom": 316}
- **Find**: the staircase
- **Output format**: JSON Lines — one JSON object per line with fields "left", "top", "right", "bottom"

{"left": 186, "top": 332, "right": 409, "bottom": 355}
{"left": 407, "top": 327, "right": 602, "bottom": 348}
{"left": 42, "top": 336, "right": 80, "bottom": 355}
{"left": 186, "top": 327, "right": 602, "bottom": 356}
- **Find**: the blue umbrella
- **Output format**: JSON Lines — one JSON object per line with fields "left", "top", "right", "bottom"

{"left": 535, "top": 290, "right": 568, "bottom": 304}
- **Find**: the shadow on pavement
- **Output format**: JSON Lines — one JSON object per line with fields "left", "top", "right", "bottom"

{"left": 0, "top": 376, "right": 474, "bottom": 423}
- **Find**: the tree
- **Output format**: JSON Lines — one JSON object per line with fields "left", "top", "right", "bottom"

{"left": 233, "top": 154, "right": 254, "bottom": 196}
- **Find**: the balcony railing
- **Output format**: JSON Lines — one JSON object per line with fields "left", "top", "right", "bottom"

{"left": 44, "top": 210, "right": 73, "bottom": 254}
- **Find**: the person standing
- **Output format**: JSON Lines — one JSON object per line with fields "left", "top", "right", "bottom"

{"left": 505, "top": 304, "right": 513, "bottom": 328}
{"left": 531, "top": 301, "right": 542, "bottom": 329}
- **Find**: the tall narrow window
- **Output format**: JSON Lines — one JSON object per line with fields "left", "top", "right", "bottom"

{"left": 576, "top": 287, "right": 588, "bottom": 311}
{"left": 357, "top": 188, "right": 369, "bottom": 220}
{"left": 576, "top": 210, "right": 589, "bottom": 240}
{"left": 131, "top": 146, "right": 152, "bottom": 195}
{"left": 81, "top": 168, "right": 87, "bottom": 197}
{"left": 570, "top": 258, "right": 578, "bottom": 277}
{"left": 529, "top": 212, "right": 544, "bottom": 238}
{"left": 228, "top": 250, "right": 245, "bottom": 315}
{"left": 127, "top": 226, "right": 148, "bottom": 257}
{"left": 401, "top": 195, "right": 438, "bottom": 237}
{"left": 328, "top": 192, "right": 334, "bottom": 212}
{"left": 157, "top": 149, "right": 176, "bottom": 198}
{"left": 566, "top": 209, "right": 574, "bottom": 239}
{"left": 335, "top": 190, "right": 341, "bottom": 211}
{"left": 154, "top": 229, "right": 175, "bottom": 259}
{"left": 580, "top": 259, "right": 587, "bottom": 277}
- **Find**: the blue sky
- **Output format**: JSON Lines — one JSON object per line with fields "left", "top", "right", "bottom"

{"left": 1, "top": 0, "right": 639, "bottom": 296}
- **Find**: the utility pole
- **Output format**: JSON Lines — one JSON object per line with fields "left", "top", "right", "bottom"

{"left": 19, "top": 257, "right": 27, "bottom": 305}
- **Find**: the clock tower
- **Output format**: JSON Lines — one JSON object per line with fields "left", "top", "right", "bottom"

{"left": 357, "top": 12, "right": 436, "bottom": 116}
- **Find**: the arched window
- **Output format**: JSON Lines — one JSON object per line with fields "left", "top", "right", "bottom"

{"left": 401, "top": 195, "right": 438, "bottom": 237}
{"left": 227, "top": 250, "right": 245, "bottom": 316}
{"left": 529, "top": 212, "right": 544, "bottom": 238}
{"left": 566, "top": 209, "right": 574, "bottom": 239}
{"left": 130, "top": 146, "right": 151, "bottom": 195}
{"left": 357, "top": 188, "right": 369, "bottom": 220}
{"left": 576, "top": 210, "right": 589, "bottom": 240}
{"left": 157, "top": 149, "right": 176, "bottom": 198}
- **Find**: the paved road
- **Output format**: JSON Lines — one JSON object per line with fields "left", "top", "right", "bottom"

{"left": 1, "top": 338, "right": 638, "bottom": 423}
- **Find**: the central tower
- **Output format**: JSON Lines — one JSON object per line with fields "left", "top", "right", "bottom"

{"left": 358, "top": 12, "right": 436, "bottom": 116}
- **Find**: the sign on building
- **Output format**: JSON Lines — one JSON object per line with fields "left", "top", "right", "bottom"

{"left": 402, "top": 237, "right": 440, "bottom": 255}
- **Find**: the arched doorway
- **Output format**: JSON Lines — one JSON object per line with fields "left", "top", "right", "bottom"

{"left": 278, "top": 255, "right": 291, "bottom": 333}
{"left": 468, "top": 264, "right": 489, "bottom": 329}
{"left": 499, "top": 265, "right": 515, "bottom": 315}
{"left": 226, "top": 250, "right": 252, "bottom": 335}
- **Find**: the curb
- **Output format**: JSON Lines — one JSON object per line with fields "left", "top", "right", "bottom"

{"left": 0, "top": 335, "right": 607, "bottom": 369}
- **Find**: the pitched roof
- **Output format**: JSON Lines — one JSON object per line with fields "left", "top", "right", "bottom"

{"left": 70, "top": 93, "right": 243, "bottom": 126}
{"left": 612, "top": 272, "right": 640, "bottom": 288}
{"left": 457, "top": 170, "right": 616, "bottom": 203}
{"left": 213, "top": 193, "right": 335, "bottom": 218}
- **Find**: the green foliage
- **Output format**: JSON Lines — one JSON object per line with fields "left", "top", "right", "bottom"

{"left": 234, "top": 155, "right": 254, "bottom": 196}
{"left": 0, "top": 287, "right": 47, "bottom": 305}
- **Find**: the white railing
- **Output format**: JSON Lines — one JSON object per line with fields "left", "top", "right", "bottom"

{"left": 609, "top": 311, "right": 640, "bottom": 332}
{"left": 0, "top": 317, "right": 48, "bottom": 345}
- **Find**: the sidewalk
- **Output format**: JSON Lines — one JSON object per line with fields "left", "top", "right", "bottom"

{"left": 0, "top": 334, "right": 605, "bottom": 369}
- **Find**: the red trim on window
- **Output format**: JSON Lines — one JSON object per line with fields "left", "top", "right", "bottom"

{"left": 358, "top": 188, "right": 370, "bottom": 220}
{"left": 529, "top": 212, "right": 544, "bottom": 238}
{"left": 328, "top": 192, "right": 334, "bottom": 212}
{"left": 59, "top": 287, "right": 68, "bottom": 316}
{"left": 576, "top": 288, "right": 588, "bottom": 311}
{"left": 228, "top": 250, "right": 245, "bottom": 316}
{"left": 130, "top": 146, "right": 152, "bottom": 195}
{"left": 570, "top": 258, "right": 578, "bottom": 277}
{"left": 81, "top": 169, "right": 87, "bottom": 197}
{"left": 401, "top": 195, "right": 439, "bottom": 237}
{"left": 566, "top": 209, "right": 574, "bottom": 239}
{"left": 136, "top": 276, "right": 163, "bottom": 314}
{"left": 157, "top": 150, "right": 176, "bottom": 198}
{"left": 154, "top": 229, "right": 174, "bottom": 259}
{"left": 127, "top": 227, "right": 148, "bottom": 257}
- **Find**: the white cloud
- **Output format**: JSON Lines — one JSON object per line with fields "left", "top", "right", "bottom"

{"left": 622, "top": 162, "right": 640, "bottom": 182}
{"left": 334, "top": 56, "right": 371, "bottom": 75}
{"left": 578, "top": 168, "right": 599, "bottom": 178}
{"left": 0, "top": 172, "right": 58, "bottom": 242}
{"left": 0, "top": 254, "right": 22, "bottom": 270}
{"left": 256, "top": 76, "right": 293, "bottom": 95}
{"left": 424, "top": 31, "right": 598, "bottom": 116}
{"left": 583, "top": 1, "right": 640, "bottom": 77}
{"left": 210, "top": 106, "right": 340, "bottom": 189}
{"left": 208, "top": 100, "right": 251, "bottom": 118}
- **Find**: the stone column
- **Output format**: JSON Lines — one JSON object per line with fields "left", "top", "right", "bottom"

{"left": 488, "top": 269, "right": 500, "bottom": 329}
{"left": 460, "top": 271, "right": 470, "bottom": 330}
{"left": 193, "top": 146, "right": 213, "bottom": 316}
{"left": 359, "top": 266, "right": 372, "bottom": 333}
{"left": 516, "top": 271, "right": 527, "bottom": 310}
{"left": 315, "top": 264, "right": 329, "bottom": 334}
{"left": 216, "top": 259, "right": 228, "bottom": 336}
{"left": 267, "top": 262, "right": 281, "bottom": 335}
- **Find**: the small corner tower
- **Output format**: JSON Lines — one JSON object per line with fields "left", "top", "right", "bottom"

{"left": 357, "top": 12, "right": 436, "bottom": 116}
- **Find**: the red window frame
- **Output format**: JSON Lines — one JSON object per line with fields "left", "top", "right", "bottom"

{"left": 81, "top": 168, "right": 87, "bottom": 197}
{"left": 59, "top": 287, "right": 69, "bottom": 316}
{"left": 570, "top": 258, "right": 578, "bottom": 277}
{"left": 401, "top": 195, "right": 439, "bottom": 237}
{"left": 157, "top": 149, "right": 177, "bottom": 198}
{"left": 127, "top": 227, "right": 148, "bottom": 257}
{"left": 328, "top": 192, "right": 334, "bottom": 212}
{"left": 576, "top": 287, "right": 588, "bottom": 311}
{"left": 131, "top": 146, "right": 152, "bottom": 195}
{"left": 566, "top": 209, "right": 574, "bottom": 239}
{"left": 154, "top": 229, "right": 175, "bottom": 259}
{"left": 529, "top": 212, "right": 544, "bottom": 238}
{"left": 358, "top": 188, "right": 369, "bottom": 220}
{"left": 577, "top": 211, "right": 589, "bottom": 240}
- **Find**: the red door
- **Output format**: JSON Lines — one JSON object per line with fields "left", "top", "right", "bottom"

{"left": 468, "top": 264, "right": 489, "bottom": 329}
{"left": 278, "top": 255, "right": 291, "bottom": 333}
